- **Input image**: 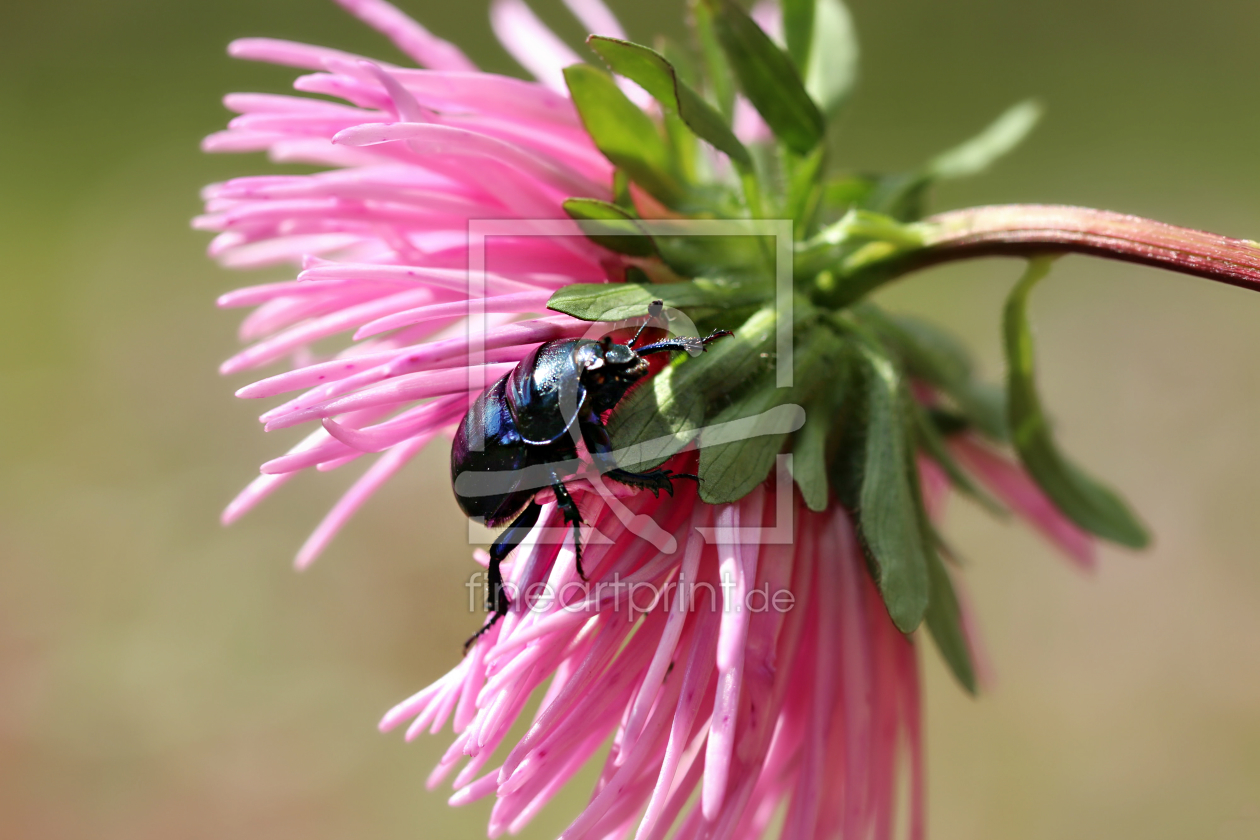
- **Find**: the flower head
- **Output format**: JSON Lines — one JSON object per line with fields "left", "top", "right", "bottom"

{"left": 202, "top": 0, "right": 1260, "bottom": 836}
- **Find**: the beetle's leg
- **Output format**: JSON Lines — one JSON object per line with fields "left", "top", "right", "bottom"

{"left": 464, "top": 500, "right": 542, "bottom": 653}
{"left": 551, "top": 480, "right": 586, "bottom": 581}
{"left": 580, "top": 415, "right": 698, "bottom": 498}
{"left": 634, "top": 329, "right": 733, "bottom": 357}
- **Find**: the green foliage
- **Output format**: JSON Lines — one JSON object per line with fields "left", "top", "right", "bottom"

{"left": 562, "top": 198, "right": 656, "bottom": 257}
{"left": 688, "top": 0, "right": 736, "bottom": 121}
{"left": 698, "top": 324, "right": 844, "bottom": 503}
{"left": 539, "top": 0, "right": 1159, "bottom": 692}
{"left": 587, "top": 37, "right": 753, "bottom": 172}
{"left": 564, "top": 64, "right": 682, "bottom": 205}
{"left": 802, "top": 0, "right": 859, "bottom": 117}
{"left": 831, "top": 332, "right": 931, "bottom": 633}
{"left": 791, "top": 390, "right": 838, "bottom": 511}
{"left": 607, "top": 305, "right": 790, "bottom": 470}
{"left": 868, "top": 99, "right": 1043, "bottom": 220}
{"left": 1003, "top": 258, "right": 1150, "bottom": 548}
{"left": 924, "top": 546, "right": 977, "bottom": 693}
{"left": 857, "top": 304, "right": 1007, "bottom": 441}
{"left": 782, "top": 0, "right": 815, "bottom": 70}
{"left": 910, "top": 400, "right": 1006, "bottom": 514}
{"left": 547, "top": 278, "right": 773, "bottom": 322}
{"left": 928, "top": 99, "right": 1044, "bottom": 181}
{"left": 701, "top": 0, "right": 825, "bottom": 154}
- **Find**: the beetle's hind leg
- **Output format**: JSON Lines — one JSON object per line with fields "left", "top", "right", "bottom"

{"left": 464, "top": 500, "right": 542, "bottom": 653}
{"left": 606, "top": 466, "right": 699, "bottom": 498}
{"left": 580, "top": 413, "right": 698, "bottom": 499}
{"left": 551, "top": 480, "right": 586, "bottom": 581}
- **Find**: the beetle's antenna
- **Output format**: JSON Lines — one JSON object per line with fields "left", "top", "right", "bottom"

{"left": 629, "top": 299, "right": 665, "bottom": 348}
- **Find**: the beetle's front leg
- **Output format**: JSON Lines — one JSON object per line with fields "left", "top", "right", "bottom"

{"left": 633, "top": 329, "right": 733, "bottom": 358}
{"left": 464, "top": 500, "right": 542, "bottom": 653}
{"left": 579, "top": 415, "right": 698, "bottom": 498}
{"left": 550, "top": 480, "right": 586, "bottom": 581}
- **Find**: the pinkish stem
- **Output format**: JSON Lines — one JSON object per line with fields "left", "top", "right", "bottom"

{"left": 831, "top": 204, "right": 1260, "bottom": 305}
{"left": 920, "top": 204, "right": 1260, "bottom": 289}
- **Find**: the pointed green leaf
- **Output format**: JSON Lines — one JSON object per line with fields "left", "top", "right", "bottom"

{"left": 564, "top": 64, "right": 682, "bottom": 205}
{"left": 866, "top": 99, "right": 1043, "bottom": 220}
{"left": 792, "top": 393, "right": 835, "bottom": 511}
{"left": 832, "top": 335, "right": 931, "bottom": 633}
{"left": 928, "top": 99, "right": 1043, "bottom": 180}
{"left": 656, "top": 36, "right": 699, "bottom": 87}
{"left": 1004, "top": 257, "right": 1150, "bottom": 548}
{"left": 699, "top": 325, "right": 844, "bottom": 503}
{"left": 786, "top": 146, "right": 826, "bottom": 232}
{"left": 562, "top": 198, "right": 657, "bottom": 257}
{"left": 588, "top": 37, "right": 753, "bottom": 171}
{"left": 689, "top": 0, "right": 736, "bottom": 120}
{"left": 698, "top": 371, "right": 789, "bottom": 504}
{"left": 547, "top": 277, "right": 773, "bottom": 323}
{"left": 901, "top": 387, "right": 975, "bottom": 690}
{"left": 782, "top": 0, "right": 815, "bottom": 70}
{"left": 857, "top": 304, "right": 1007, "bottom": 441}
{"left": 924, "top": 547, "right": 977, "bottom": 693}
{"left": 911, "top": 401, "right": 1006, "bottom": 515}
{"left": 608, "top": 305, "right": 789, "bottom": 470}
{"left": 804, "top": 0, "right": 858, "bottom": 116}
{"left": 703, "top": 0, "right": 825, "bottom": 154}
{"left": 612, "top": 169, "right": 634, "bottom": 209}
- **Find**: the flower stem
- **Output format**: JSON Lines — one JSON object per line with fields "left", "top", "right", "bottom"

{"left": 823, "top": 203, "right": 1260, "bottom": 306}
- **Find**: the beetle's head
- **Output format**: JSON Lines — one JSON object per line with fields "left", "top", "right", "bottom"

{"left": 574, "top": 336, "right": 650, "bottom": 412}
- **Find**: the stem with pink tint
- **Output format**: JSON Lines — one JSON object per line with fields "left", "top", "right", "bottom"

{"left": 826, "top": 203, "right": 1260, "bottom": 306}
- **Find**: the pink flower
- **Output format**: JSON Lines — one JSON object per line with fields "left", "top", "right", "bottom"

{"left": 381, "top": 475, "right": 926, "bottom": 840}
{"left": 200, "top": 1, "right": 1117, "bottom": 837}
{"left": 200, "top": 0, "right": 623, "bottom": 568}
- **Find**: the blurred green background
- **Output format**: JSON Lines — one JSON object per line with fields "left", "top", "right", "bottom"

{"left": 2, "top": 0, "right": 1259, "bottom": 837}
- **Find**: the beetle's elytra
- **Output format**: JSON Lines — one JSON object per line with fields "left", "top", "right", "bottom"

{"left": 452, "top": 301, "right": 731, "bottom": 650}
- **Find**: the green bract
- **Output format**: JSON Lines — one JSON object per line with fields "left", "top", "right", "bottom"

{"left": 546, "top": 0, "right": 1147, "bottom": 692}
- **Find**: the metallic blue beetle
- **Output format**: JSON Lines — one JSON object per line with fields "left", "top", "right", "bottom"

{"left": 451, "top": 301, "right": 730, "bottom": 648}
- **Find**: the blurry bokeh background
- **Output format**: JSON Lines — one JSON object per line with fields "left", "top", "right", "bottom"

{"left": 2, "top": 0, "right": 1259, "bottom": 837}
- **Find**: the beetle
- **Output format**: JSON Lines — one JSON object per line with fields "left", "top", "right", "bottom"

{"left": 451, "top": 301, "right": 731, "bottom": 649}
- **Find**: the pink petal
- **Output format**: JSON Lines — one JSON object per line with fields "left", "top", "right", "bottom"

{"left": 331, "top": 0, "right": 478, "bottom": 72}
{"left": 950, "top": 435, "right": 1098, "bottom": 570}
{"left": 490, "top": 0, "right": 583, "bottom": 95}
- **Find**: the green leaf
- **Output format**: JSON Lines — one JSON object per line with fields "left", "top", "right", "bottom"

{"left": 822, "top": 174, "right": 876, "bottom": 212}
{"left": 786, "top": 145, "right": 826, "bottom": 233}
{"left": 928, "top": 99, "right": 1043, "bottom": 181}
{"left": 698, "top": 372, "right": 789, "bottom": 504}
{"left": 688, "top": 0, "right": 736, "bottom": 120}
{"left": 791, "top": 392, "right": 835, "bottom": 511}
{"left": 588, "top": 36, "right": 753, "bottom": 171}
{"left": 612, "top": 169, "right": 634, "bottom": 209}
{"left": 924, "top": 547, "right": 977, "bottom": 694}
{"left": 857, "top": 304, "right": 1007, "bottom": 441}
{"left": 803, "top": 0, "right": 858, "bottom": 116}
{"left": 564, "top": 64, "right": 682, "bottom": 205}
{"left": 547, "top": 278, "right": 773, "bottom": 322}
{"left": 782, "top": 0, "right": 815, "bottom": 70}
{"left": 703, "top": 0, "right": 825, "bottom": 154}
{"left": 866, "top": 99, "right": 1043, "bottom": 220}
{"left": 562, "top": 198, "right": 656, "bottom": 257}
{"left": 832, "top": 334, "right": 931, "bottom": 633}
{"left": 609, "top": 304, "right": 808, "bottom": 470}
{"left": 699, "top": 325, "right": 844, "bottom": 503}
{"left": 910, "top": 400, "right": 1006, "bottom": 515}
{"left": 1003, "top": 257, "right": 1150, "bottom": 548}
